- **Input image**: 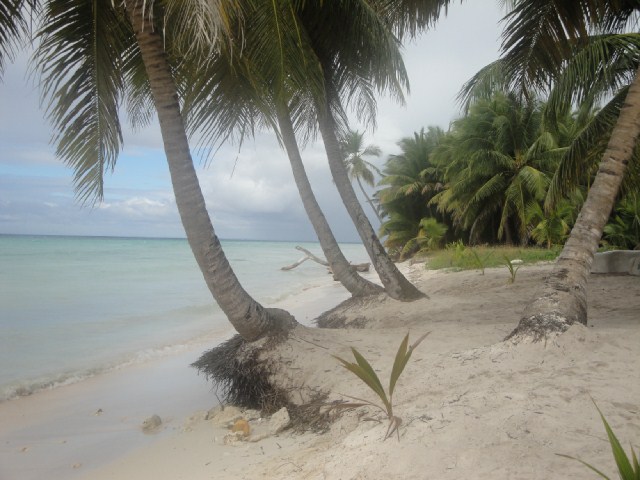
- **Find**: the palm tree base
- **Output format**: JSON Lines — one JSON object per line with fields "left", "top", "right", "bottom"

{"left": 506, "top": 312, "right": 573, "bottom": 343}
{"left": 264, "top": 308, "right": 298, "bottom": 333}
{"left": 315, "top": 293, "right": 388, "bottom": 328}
{"left": 505, "top": 273, "right": 587, "bottom": 343}
{"left": 193, "top": 330, "right": 294, "bottom": 414}
{"left": 506, "top": 233, "right": 593, "bottom": 344}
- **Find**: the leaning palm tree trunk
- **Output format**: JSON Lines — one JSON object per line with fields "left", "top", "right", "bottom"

{"left": 355, "top": 175, "right": 383, "bottom": 222}
{"left": 508, "top": 65, "right": 640, "bottom": 341}
{"left": 125, "top": 2, "right": 296, "bottom": 341}
{"left": 316, "top": 100, "right": 424, "bottom": 301}
{"left": 275, "top": 102, "right": 383, "bottom": 297}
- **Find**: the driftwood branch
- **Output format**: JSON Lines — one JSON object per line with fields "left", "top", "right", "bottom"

{"left": 295, "top": 246, "right": 329, "bottom": 266}
{"left": 281, "top": 256, "right": 311, "bottom": 271}
{"left": 281, "top": 246, "right": 370, "bottom": 273}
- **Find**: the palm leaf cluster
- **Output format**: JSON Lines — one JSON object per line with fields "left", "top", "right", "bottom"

{"left": 377, "top": 127, "right": 450, "bottom": 258}
{"left": 431, "top": 93, "right": 568, "bottom": 245}
{"left": 376, "top": 86, "right": 640, "bottom": 254}
{"left": 377, "top": 0, "right": 640, "bottom": 258}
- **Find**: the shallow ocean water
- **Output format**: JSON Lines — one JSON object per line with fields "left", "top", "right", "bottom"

{"left": 0, "top": 234, "right": 368, "bottom": 400}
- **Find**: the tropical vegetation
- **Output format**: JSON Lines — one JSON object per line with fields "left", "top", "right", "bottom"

{"left": 340, "top": 129, "right": 384, "bottom": 222}
{"left": 1, "top": 0, "right": 443, "bottom": 339}
{"left": 372, "top": 0, "right": 640, "bottom": 340}
{"left": 1, "top": 0, "right": 639, "bottom": 345}
{"left": 376, "top": 96, "right": 594, "bottom": 252}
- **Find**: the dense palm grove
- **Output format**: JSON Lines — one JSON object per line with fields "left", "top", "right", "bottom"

{"left": 375, "top": 92, "right": 640, "bottom": 259}
{"left": 2, "top": 0, "right": 639, "bottom": 339}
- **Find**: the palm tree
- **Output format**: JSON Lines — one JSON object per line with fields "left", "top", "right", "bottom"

{"left": 526, "top": 200, "right": 576, "bottom": 249}
{"left": 603, "top": 191, "right": 640, "bottom": 249}
{"left": 340, "top": 129, "right": 384, "bottom": 222}
{"left": 179, "top": 5, "right": 382, "bottom": 298}
{"left": 274, "top": 103, "right": 383, "bottom": 297}
{"left": 298, "top": 0, "right": 425, "bottom": 301}
{"left": 33, "top": 0, "right": 296, "bottom": 341}
{"left": 377, "top": 127, "right": 448, "bottom": 254}
{"left": 431, "top": 93, "right": 564, "bottom": 245}
{"left": 494, "top": 0, "right": 640, "bottom": 340}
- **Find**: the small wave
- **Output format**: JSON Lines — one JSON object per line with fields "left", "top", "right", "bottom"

{"left": 0, "top": 328, "right": 233, "bottom": 403}
{"left": 1, "top": 370, "right": 103, "bottom": 403}
{"left": 262, "top": 278, "right": 330, "bottom": 305}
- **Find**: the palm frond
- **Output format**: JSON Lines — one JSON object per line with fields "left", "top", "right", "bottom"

{"left": 500, "top": 0, "right": 638, "bottom": 93}
{"left": 546, "top": 33, "right": 640, "bottom": 122}
{"left": 457, "top": 59, "right": 516, "bottom": 113}
{"left": 0, "top": 0, "right": 36, "bottom": 73}
{"left": 299, "top": 0, "right": 409, "bottom": 129}
{"left": 35, "top": 0, "right": 133, "bottom": 204}
{"left": 545, "top": 87, "right": 627, "bottom": 210}
{"left": 164, "top": 0, "right": 241, "bottom": 57}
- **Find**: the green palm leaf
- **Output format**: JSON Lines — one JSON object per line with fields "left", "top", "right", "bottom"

{"left": 500, "top": 0, "right": 636, "bottom": 94}
{"left": 0, "top": 0, "right": 35, "bottom": 74}
{"left": 596, "top": 404, "right": 637, "bottom": 479}
{"left": 389, "top": 331, "right": 430, "bottom": 398}
{"left": 558, "top": 400, "right": 640, "bottom": 480}
{"left": 334, "top": 349, "right": 390, "bottom": 415}
{"left": 35, "top": 0, "right": 134, "bottom": 204}
{"left": 545, "top": 33, "right": 640, "bottom": 121}
{"left": 545, "top": 88, "right": 627, "bottom": 210}
{"left": 334, "top": 332, "right": 430, "bottom": 439}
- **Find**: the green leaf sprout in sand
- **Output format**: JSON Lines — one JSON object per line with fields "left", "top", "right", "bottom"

{"left": 333, "top": 332, "right": 430, "bottom": 440}
{"left": 558, "top": 401, "right": 639, "bottom": 479}
{"left": 503, "top": 256, "right": 521, "bottom": 284}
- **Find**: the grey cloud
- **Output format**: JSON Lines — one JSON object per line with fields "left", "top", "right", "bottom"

{"left": 0, "top": 2, "right": 502, "bottom": 241}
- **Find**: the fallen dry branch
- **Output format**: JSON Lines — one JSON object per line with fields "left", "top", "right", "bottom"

{"left": 281, "top": 246, "right": 370, "bottom": 273}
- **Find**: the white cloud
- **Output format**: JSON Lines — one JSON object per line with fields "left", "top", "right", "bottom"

{"left": 0, "top": 2, "right": 503, "bottom": 241}
{"left": 98, "top": 196, "right": 175, "bottom": 218}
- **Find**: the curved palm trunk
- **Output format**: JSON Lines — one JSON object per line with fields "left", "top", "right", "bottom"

{"left": 275, "top": 102, "right": 382, "bottom": 297}
{"left": 125, "top": 2, "right": 296, "bottom": 341}
{"left": 508, "top": 65, "right": 640, "bottom": 341}
{"left": 355, "top": 176, "right": 383, "bottom": 222}
{"left": 317, "top": 100, "right": 424, "bottom": 301}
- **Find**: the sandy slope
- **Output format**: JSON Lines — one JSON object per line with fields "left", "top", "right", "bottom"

{"left": 84, "top": 263, "right": 639, "bottom": 480}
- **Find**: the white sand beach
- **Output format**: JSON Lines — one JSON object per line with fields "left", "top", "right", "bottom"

{"left": 0, "top": 273, "right": 350, "bottom": 480}
{"left": 2, "top": 263, "right": 639, "bottom": 480}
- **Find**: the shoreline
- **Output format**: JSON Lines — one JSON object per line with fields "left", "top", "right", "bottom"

{"left": 3, "top": 264, "right": 638, "bottom": 480}
{"left": 0, "top": 270, "right": 354, "bottom": 480}
{"left": 84, "top": 264, "right": 639, "bottom": 480}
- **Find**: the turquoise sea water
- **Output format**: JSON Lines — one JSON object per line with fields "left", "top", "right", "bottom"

{"left": 0, "top": 234, "right": 368, "bottom": 401}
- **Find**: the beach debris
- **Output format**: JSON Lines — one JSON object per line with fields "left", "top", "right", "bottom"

{"left": 72, "top": 463, "right": 82, "bottom": 470}
{"left": 281, "top": 246, "right": 330, "bottom": 271}
{"left": 268, "top": 407, "right": 290, "bottom": 435}
{"left": 223, "top": 418, "right": 251, "bottom": 445}
{"left": 223, "top": 431, "right": 246, "bottom": 445}
{"left": 244, "top": 409, "right": 262, "bottom": 421}
{"left": 208, "top": 405, "right": 243, "bottom": 427}
{"left": 231, "top": 419, "right": 251, "bottom": 437}
{"left": 248, "top": 407, "right": 291, "bottom": 443}
{"left": 218, "top": 407, "right": 291, "bottom": 444}
{"left": 142, "top": 414, "right": 162, "bottom": 433}
{"left": 94, "top": 408, "right": 103, "bottom": 416}
{"left": 281, "top": 245, "right": 369, "bottom": 273}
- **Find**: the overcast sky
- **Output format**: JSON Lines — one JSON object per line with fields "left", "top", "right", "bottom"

{"left": 0, "top": 2, "right": 504, "bottom": 242}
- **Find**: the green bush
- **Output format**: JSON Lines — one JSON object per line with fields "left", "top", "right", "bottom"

{"left": 424, "top": 244, "right": 558, "bottom": 271}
